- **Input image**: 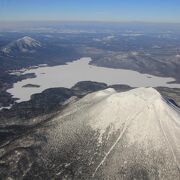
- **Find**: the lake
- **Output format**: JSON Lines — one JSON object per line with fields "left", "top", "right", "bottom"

{"left": 7, "top": 57, "right": 180, "bottom": 102}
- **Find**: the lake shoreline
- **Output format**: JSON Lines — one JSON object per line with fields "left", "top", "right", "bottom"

{"left": 6, "top": 57, "right": 180, "bottom": 103}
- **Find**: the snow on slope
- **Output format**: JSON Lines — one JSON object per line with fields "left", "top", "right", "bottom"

{"left": 1, "top": 36, "right": 41, "bottom": 54}
{"left": 46, "top": 87, "right": 180, "bottom": 179}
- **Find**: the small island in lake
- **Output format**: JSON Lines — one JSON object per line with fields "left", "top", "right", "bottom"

{"left": 22, "top": 84, "right": 40, "bottom": 88}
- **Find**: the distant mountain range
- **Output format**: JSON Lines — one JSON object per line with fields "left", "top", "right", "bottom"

{"left": 1, "top": 36, "right": 41, "bottom": 55}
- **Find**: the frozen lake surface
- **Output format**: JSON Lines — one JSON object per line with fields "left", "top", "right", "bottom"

{"left": 7, "top": 57, "right": 180, "bottom": 102}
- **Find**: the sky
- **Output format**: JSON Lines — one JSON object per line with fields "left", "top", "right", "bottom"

{"left": 0, "top": 0, "right": 180, "bottom": 23}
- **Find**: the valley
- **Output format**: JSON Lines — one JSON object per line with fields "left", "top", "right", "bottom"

{"left": 1, "top": 28, "right": 180, "bottom": 108}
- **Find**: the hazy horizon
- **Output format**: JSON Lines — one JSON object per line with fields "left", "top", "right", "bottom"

{"left": 1, "top": 0, "right": 180, "bottom": 23}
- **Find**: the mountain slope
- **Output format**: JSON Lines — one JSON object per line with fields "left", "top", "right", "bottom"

{"left": 1, "top": 36, "right": 41, "bottom": 55}
{"left": 40, "top": 87, "right": 180, "bottom": 179}
{"left": 1, "top": 87, "right": 180, "bottom": 179}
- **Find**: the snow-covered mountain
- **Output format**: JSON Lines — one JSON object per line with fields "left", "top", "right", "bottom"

{"left": 1, "top": 36, "right": 41, "bottom": 55}
{"left": 1, "top": 87, "right": 180, "bottom": 179}
{"left": 43, "top": 87, "right": 180, "bottom": 179}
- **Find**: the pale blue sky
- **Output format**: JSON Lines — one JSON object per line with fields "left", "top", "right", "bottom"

{"left": 0, "top": 0, "right": 180, "bottom": 23}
